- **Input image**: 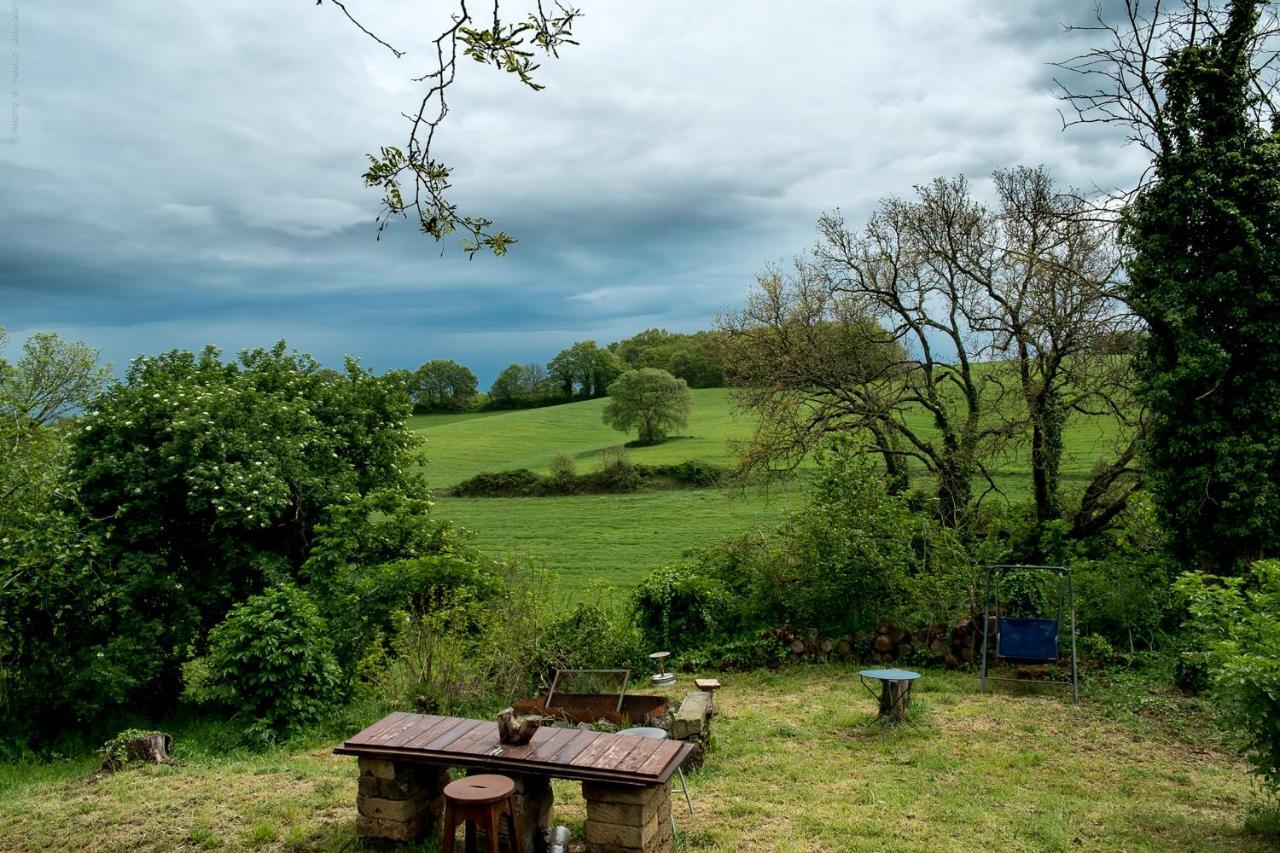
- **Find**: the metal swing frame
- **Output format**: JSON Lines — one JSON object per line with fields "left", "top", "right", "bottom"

{"left": 979, "top": 564, "right": 1079, "bottom": 704}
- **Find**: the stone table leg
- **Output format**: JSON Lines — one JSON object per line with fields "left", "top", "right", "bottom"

{"left": 582, "top": 780, "right": 672, "bottom": 853}
{"left": 356, "top": 757, "right": 450, "bottom": 842}
{"left": 469, "top": 771, "right": 554, "bottom": 853}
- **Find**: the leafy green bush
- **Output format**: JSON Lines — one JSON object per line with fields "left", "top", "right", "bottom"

{"left": 549, "top": 453, "right": 577, "bottom": 484}
{"left": 631, "top": 562, "right": 732, "bottom": 650}
{"left": 750, "top": 446, "right": 915, "bottom": 635}
{"left": 1178, "top": 560, "right": 1280, "bottom": 792}
{"left": 373, "top": 563, "right": 557, "bottom": 714}
{"left": 185, "top": 585, "right": 341, "bottom": 740}
{"left": 542, "top": 595, "right": 647, "bottom": 673}
{"left": 323, "top": 554, "right": 503, "bottom": 676}
{"left": 659, "top": 459, "right": 726, "bottom": 488}
{"left": 0, "top": 342, "right": 419, "bottom": 737}
{"left": 597, "top": 446, "right": 641, "bottom": 491}
{"left": 452, "top": 468, "right": 545, "bottom": 497}
{"left": 1071, "top": 494, "right": 1177, "bottom": 651}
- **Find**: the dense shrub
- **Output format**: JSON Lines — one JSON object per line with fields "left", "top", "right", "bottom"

{"left": 184, "top": 585, "right": 341, "bottom": 741}
{"left": 372, "top": 563, "right": 557, "bottom": 714}
{"left": 1071, "top": 494, "right": 1177, "bottom": 651}
{"left": 450, "top": 457, "right": 730, "bottom": 497}
{"left": 540, "top": 596, "right": 647, "bottom": 673}
{"left": 631, "top": 443, "right": 979, "bottom": 659}
{"left": 452, "top": 468, "right": 545, "bottom": 497}
{"left": 323, "top": 554, "right": 503, "bottom": 677}
{"left": 749, "top": 447, "right": 917, "bottom": 635}
{"left": 1178, "top": 560, "right": 1280, "bottom": 792}
{"left": 632, "top": 562, "right": 733, "bottom": 650}
{"left": 0, "top": 342, "right": 426, "bottom": 738}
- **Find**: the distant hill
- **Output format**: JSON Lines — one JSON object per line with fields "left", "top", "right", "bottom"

{"left": 409, "top": 388, "right": 749, "bottom": 490}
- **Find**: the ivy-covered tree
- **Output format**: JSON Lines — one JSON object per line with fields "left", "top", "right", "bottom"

{"left": 1061, "top": 0, "right": 1280, "bottom": 570}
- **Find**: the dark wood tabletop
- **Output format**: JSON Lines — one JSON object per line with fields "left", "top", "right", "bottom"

{"left": 335, "top": 712, "right": 693, "bottom": 787}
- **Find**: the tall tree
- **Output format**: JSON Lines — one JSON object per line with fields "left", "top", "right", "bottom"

{"left": 547, "top": 340, "right": 622, "bottom": 399}
{"left": 1059, "top": 0, "right": 1280, "bottom": 570}
{"left": 959, "top": 166, "right": 1140, "bottom": 535}
{"left": 0, "top": 330, "right": 111, "bottom": 524}
{"left": 724, "top": 171, "right": 1140, "bottom": 533}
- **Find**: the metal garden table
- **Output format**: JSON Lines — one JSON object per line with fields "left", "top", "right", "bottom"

{"left": 857, "top": 667, "right": 921, "bottom": 731}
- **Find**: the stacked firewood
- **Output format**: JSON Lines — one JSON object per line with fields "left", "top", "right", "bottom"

{"left": 780, "top": 616, "right": 985, "bottom": 668}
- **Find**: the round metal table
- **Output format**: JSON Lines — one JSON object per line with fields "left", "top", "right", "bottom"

{"left": 620, "top": 725, "right": 694, "bottom": 840}
{"left": 857, "top": 668, "right": 921, "bottom": 731}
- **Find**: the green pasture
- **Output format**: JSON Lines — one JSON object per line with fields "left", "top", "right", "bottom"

{"left": 412, "top": 388, "right": 1128, "bottom": 596}
{"left": 442, "top": 487, "right": 800, "bottom": 595}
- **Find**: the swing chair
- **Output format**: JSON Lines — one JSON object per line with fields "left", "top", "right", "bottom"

{"left": 978, "top": 564, "right": 1079, "bottom": 703}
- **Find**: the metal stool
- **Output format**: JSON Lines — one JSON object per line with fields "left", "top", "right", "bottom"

{"left": 621, "top": 726, "right": 693, "bottom": 843}
{"left": 441, "top": 774, "right": 521, "bottom": 853}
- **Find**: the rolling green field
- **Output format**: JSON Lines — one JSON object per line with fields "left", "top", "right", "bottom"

{"left": 411, "top": 389, "right": 1127, "bottom": 596}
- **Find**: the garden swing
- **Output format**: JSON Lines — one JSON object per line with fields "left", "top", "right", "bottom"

{"left": 978, "top": 564, "right": 1079, "bottom": 703}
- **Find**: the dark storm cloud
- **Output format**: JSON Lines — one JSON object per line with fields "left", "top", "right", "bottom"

{"left": 0, "top": 1, "right": 1149, "bottom": 384}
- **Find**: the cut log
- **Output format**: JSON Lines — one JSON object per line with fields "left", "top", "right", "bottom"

{"left": 873, "top": 634, "right": 893, "bottom": 653}
{"left": 790, "top": 638, "right": 806, "bottom": 655}
{"left": 819, "top": 638, "right": 834, "bottom": 655}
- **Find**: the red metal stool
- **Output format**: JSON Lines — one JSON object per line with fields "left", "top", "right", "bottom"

{"left": 441, "top": 774, "right": 522, "bottom": 853}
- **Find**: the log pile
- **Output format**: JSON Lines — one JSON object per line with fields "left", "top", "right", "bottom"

{"left": 778, "top": 616, "right": 986, "bottom": 669}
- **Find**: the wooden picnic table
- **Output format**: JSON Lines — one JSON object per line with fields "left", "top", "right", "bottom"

{"left": 336, "top": 711, "right": 692, "bottom": 852}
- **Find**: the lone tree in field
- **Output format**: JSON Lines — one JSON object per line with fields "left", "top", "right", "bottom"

{"left": 602, "top": 369, "right": 692, "bottom": 445}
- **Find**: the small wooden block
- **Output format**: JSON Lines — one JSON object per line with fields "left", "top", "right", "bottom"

{"left": 693, "top": 679, "right": 721, "bottom": 692}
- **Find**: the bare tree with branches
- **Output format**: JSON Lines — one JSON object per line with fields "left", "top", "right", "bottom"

{"left": 318, "top": 1, "right": 582, "bottom": 256}
{"left": 723, "top": 170, "right": 1141, "bottom": 535}
{"left": 1053, "top": 0, "right": 1280, "bottom": 187}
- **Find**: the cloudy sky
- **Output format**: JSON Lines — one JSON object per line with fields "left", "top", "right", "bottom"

{"left": 0, "top": 1, "right": 1147, "bottom": 384}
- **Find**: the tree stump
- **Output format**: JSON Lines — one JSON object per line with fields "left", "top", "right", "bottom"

{"left": 100, "top": 731, "right": 173, "bottom": 772}
{"left": 877, "top": 679, "right": 912, "bottom": 722}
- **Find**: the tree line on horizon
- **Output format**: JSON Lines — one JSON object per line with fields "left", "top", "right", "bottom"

{"left": 394, "top": 328, "right": 728, "bottom": 414}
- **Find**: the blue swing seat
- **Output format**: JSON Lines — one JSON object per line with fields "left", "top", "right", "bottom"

{"left": 997, "top": 616, "right": 1059, "bottom": 663}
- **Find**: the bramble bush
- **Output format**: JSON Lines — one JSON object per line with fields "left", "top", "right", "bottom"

{"left": 1178, "top": 560, "right": 1280, "bottom": 793}
{"left": 632, "top": 443, "right": 974, "bottom": 657}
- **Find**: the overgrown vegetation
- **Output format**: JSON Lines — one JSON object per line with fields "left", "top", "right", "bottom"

{"left": 452, "top": 454, "right": 727, "bottom": 497}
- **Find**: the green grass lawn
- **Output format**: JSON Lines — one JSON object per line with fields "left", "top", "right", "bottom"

{"left": 0, "top": 667, "right": 1267, "bottom": 851}
{"left": 412, "top": 389, "right": 1127, "bottom": 597}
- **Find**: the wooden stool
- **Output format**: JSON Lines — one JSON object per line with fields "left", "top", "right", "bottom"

{"left": 442, "top": 774, "right": 522, "bottom": 853}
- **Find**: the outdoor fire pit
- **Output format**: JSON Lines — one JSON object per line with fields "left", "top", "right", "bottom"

{"left": 514, "top": 669, "right": 669, "bottom": 727}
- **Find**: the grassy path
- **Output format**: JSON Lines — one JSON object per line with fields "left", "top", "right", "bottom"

{"left": 0, "top": 668, "right": 1264, "bottom": 851}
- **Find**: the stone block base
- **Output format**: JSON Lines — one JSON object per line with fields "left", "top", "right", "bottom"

{"left": 582, "top": 780, "right": 673, "bottom": 853}
{"left": 465, "top": 771, "right": 553, "bottom": 853}
{"left": 355, "top": 757, "right": 449, "bottom": 842}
